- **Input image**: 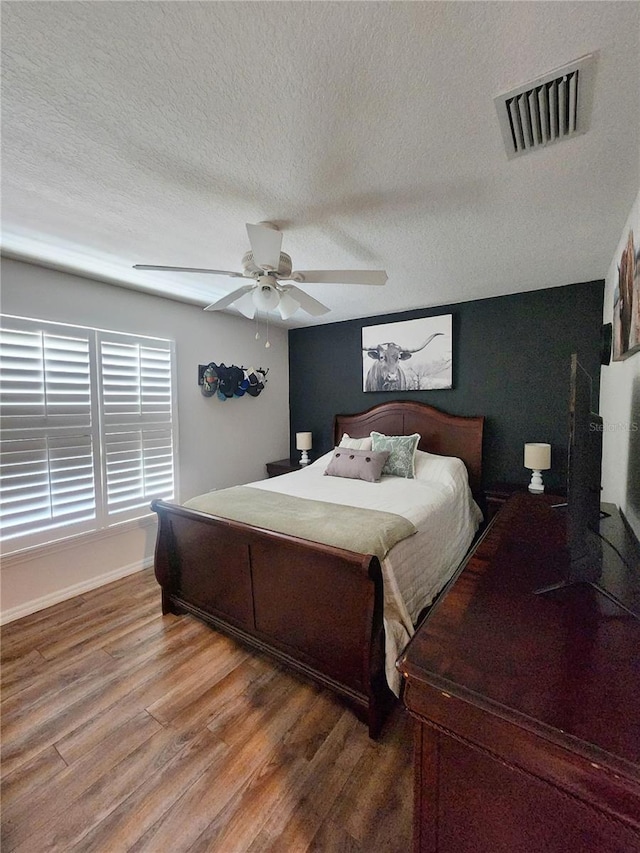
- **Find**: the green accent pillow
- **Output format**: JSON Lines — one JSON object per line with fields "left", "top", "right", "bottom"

{"left": 370, "top": 432, "right": 421, "bottom": 478}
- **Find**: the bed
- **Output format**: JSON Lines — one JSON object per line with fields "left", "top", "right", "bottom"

{"left": 152, "top": 400, "right": 484, "bottom": 738}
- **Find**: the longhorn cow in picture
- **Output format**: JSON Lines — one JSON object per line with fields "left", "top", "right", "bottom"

{"left": 363, "top": 333, "right": 443, "bottom": 392}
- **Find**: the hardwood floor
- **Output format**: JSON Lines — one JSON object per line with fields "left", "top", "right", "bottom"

{"left": 1, "top": 568, "right": 413, "bottom": 852}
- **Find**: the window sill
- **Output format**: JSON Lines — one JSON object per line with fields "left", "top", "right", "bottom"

{"left": 0, "top": 514, "right": 158, "bottom": 568}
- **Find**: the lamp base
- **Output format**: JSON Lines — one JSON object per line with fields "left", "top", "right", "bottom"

{"left": 528, "top": 469, "right": 545, "bottom": 493}
{"left": 299, "top": 450, "right": 310, "bottom": 466}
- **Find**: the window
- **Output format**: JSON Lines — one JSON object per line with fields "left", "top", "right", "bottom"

{"left": 0, "top": 315, "right": 176, "bottom": 553}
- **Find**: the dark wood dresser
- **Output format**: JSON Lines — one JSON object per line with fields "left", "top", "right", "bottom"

{"left": 398, "top": 493, "right": 640, "bottom": 853}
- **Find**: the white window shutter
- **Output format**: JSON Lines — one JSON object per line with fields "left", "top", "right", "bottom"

{"left": 0, "top": 321, "right": 99, "bottom": 547}
{"left": 99, "top": 334, "right": 175, "bottom": 521}
{"left": 1, "top": 317, "right": 176, "bottom": 553}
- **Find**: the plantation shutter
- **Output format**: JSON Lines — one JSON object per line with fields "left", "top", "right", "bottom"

{"left": 98, "top": 333, "right": 175, "bottom": 521}
{"left": 1, "top": 316, "right": 176, "bottom": 553}
{"left": 0, "top": 319, "right": 100, "bottom": 548}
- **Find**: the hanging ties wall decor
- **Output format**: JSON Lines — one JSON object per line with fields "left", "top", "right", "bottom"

{"left": 198, "top": 363, "right": 269, "bottom": 399}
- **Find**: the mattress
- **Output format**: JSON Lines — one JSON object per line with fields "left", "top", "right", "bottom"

{"left": 250, "top": 449, "right": 483, "bottom": 694}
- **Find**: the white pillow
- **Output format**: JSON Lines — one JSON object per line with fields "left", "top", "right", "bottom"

{"left": 339, "top": 432, "right": 373, "bottom": 451}
{"left": 414, "top": 449, "right": 469, "bottom": 489}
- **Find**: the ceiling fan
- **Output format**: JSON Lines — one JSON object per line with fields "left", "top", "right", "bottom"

{"left": 133, "top": 222, "right": 387, "bottom": 319}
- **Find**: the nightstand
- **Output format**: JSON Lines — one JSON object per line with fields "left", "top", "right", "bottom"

{"left": 265, "top": 458, "right": 301, "bottom": 478}
{"left": 484, "top": 482, "right": 565, "bottom": 522}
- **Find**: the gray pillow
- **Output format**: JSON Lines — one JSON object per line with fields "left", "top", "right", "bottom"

{"left": 324, "top": 447, "right": 390, "bottom": 482}
{"left": 370, "top": 432, "right": 421, "bottom": 478}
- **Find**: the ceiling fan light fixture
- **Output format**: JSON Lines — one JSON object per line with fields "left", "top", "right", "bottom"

{"left": 277, "top": 291, "right": 300, "bottom": 320}
{"left": 234, "top": 290, "right": 257, "bottom": 319}
{"left": 252, "top": 282, "right": 280, "bottom": 312}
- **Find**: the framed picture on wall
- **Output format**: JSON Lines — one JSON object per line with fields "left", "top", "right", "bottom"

{"left": 362, "top": 315, "right": 453, "bottom": 392}
{"left": 613, "top": 225, "right": 640, "bottom": 361}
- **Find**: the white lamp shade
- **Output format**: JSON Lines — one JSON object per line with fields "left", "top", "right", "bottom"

{"left": 234, "top": 290, "right": 257, "bottom": 319}
{"left": 524, "top": 443, "right": 551, "bottom": 471}
{"left": 296, "top": 432, "right": 312, "bottom": 451}
{"left": 277, "top": 291, "right": 300, "bottom": 320}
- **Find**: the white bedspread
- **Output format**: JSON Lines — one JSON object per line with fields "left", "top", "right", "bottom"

{"left": 250, "top": 450, "right": 482, "bottom": 695}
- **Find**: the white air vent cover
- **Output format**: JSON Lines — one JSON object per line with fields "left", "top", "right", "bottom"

{"left": 494, "top": 53, "right": 597, "bottom": 159}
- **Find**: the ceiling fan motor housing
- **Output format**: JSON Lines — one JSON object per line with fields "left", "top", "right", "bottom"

{"left": 242, "top": 250, "right": 292, "bottom": 278}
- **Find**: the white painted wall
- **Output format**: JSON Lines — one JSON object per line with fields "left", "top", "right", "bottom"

{"left": 599, "top": 190, "right": 640, "bottom": 539}
{"left": 0, "top": 258, "right": 290, "bottom": 621}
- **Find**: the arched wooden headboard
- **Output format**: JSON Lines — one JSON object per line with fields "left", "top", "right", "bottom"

{"left": 334, "top": 400, "right": 484, "bottom": 498}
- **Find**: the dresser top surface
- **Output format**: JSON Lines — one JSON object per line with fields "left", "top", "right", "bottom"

{"left": 399, "top": 493, "right": 640, "bottom": 772}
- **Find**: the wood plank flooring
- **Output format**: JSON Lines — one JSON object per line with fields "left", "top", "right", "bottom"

{"left": 1, "top": 568, "right": 413, "bottom": 852}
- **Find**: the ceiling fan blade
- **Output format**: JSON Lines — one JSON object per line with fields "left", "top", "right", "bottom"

{"left": 134, "top": 264, "right": 244, "bottom": 277}
{"left": 291, "top": 270, "right": 388, "bottom": 286}
{"left": 204, "top": 284, "right": 255, "bottom": 311}
{"left": 246, "top": 223, "right": 282, "bottom": 271}
{"left": 285, "top": 285, "right": 330, "bottom": 317}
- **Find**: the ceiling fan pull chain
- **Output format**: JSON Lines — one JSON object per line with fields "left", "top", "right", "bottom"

{"left": 265, "top": 314, "right": 271, "bottom": 349}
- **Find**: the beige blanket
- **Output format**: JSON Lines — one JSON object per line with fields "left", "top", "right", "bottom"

{"left": 184, "top": 486, "right": 416, "bottom": 560}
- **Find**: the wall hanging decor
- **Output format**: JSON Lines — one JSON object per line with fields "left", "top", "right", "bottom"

{"left": 362, "top": 315, "right": 453, "bottom": 392}
{"left": 198, "top": 363, "right": 268, "bottom": 400}
{"left": 613, "top": 223, "right": 640, "bottom": 361}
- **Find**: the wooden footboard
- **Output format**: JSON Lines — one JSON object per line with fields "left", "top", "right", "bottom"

{"left": 151, "top": 499, "right": 395, "bottom": 738}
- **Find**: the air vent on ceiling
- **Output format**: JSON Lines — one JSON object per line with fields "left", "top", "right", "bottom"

{"left": 494, "top": 53, "right": 597, "bottom": 159}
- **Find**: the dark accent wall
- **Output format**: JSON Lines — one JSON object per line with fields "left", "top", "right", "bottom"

{"left": 288, "top": 281, "right": 604, "bottom": 492}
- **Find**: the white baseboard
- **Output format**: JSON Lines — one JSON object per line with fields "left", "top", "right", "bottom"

{"left": 0, "top": 558, "right": 154, "bottom": 625}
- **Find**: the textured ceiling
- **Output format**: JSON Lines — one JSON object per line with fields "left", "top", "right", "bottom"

{"left": 2, "top": 1, "right": 639, "bottom": 327}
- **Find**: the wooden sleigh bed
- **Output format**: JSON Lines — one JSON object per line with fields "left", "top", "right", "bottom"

{"left": 152, "top": 400, "right": 484, "bottom": 738}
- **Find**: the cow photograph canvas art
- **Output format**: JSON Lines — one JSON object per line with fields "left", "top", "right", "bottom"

{"left": 362, "top": 315, "right": 453, "bottom": 392}
{"left": 613, "top": 220, "right": 640, "bottom": 361}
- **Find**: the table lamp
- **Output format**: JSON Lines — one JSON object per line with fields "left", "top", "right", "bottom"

{"left": 524, "top": 443, "right": 551, "bottom": 493}
{"left": 296, "top": 432, "right": 312, "bottom": 466}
